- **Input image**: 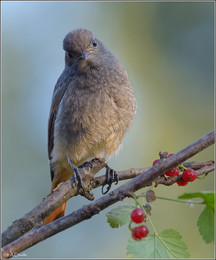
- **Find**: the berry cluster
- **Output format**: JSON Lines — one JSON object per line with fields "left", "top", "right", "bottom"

{"left": 152, "top": 153, "right": 197, "bottom": 186}
{"left": 130, "top": 208, "right": 149, "bottom": 241}
{"left": 177, "top": 168, "right": 197, "bottom": 186}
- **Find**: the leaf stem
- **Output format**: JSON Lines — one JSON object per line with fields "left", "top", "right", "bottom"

{"left": 136, "top": 193, "right": 203, "bottom": 205}
{"left": 155, "top": 196, "right": 203, "bottom": 204}
{"left": 179, "top": 164, "right": 188, "bottom": 171}
{"left": 131, "top": 194, "right": 158, "bottom": 235}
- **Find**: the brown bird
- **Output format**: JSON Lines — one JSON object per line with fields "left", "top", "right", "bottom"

{"left": 44, "top": 28, "right": 136, "bottom": 225}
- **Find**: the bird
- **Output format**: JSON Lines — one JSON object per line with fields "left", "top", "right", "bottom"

{"left": 43, "top": 28, "right": 136, "bottom": 225}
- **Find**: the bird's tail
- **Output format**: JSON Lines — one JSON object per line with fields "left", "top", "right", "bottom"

{"left": 43, "top": 202, "right": 67, "bottom": 225}
{"left": 43, "top": 176, "right": 68, "bottom": 225}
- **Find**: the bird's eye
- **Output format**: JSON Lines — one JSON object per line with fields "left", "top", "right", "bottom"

{"left": 67, "top": 52, "right": 73, "bottom": 58}
{"left": 92, "top": 40, "right": 97, "bottom": 47}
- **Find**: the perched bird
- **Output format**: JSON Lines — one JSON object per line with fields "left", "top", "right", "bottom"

{"left": 44, "top": 28, "right": 136, "bottom": 224}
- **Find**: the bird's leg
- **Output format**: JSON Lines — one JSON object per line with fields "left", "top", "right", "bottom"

{"left": 102, "top": 165, "right": 119, "bottom": 194}
{"left": 68, "top": 158, "right": 85, "bottom": 193}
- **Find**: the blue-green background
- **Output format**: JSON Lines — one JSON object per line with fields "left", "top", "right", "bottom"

{"left": 2, "top": 1, "right": 214, "bottom": 258}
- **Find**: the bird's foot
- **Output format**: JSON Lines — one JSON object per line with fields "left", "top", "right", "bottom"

{"left": 102, "top": 165, "right": 119, "bottom": 194}
{"left": 78, "top": 160, "right": 93, "bottom": 169}
{"left": 68, "top": 158, "right": 85, "bottom": 193}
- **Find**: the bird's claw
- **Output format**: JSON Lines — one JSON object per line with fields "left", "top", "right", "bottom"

{"left": 78, "top": 160, "right": 93, "bottom": 169}
{"left": 102, "top": 165, "right": 119, "bottom": 194}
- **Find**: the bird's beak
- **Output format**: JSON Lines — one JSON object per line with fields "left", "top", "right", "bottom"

{"left": 81, "top": 51, "right": 89, "bottom": 59}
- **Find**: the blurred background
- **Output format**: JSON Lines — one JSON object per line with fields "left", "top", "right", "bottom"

{"left": 2, "top": 1, "right": 214, "bottom": 258}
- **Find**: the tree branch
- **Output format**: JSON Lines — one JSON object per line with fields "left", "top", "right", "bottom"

{"left": 1, "top": 158, "right": 108, "bottom": 247}
{"left": 1, "top": 130, "right": 215, "bottom": 258}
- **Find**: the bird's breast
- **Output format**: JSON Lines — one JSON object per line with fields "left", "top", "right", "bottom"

{"left": 52, "top": 66, "right": 136, "bottom": 165}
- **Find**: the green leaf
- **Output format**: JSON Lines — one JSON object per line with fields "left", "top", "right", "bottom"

{"left": 197, "top": 206, "right": 214, "bottom": 243}
{"left": 106, "top": 204, "right": 135, "bottom": 228}
{"left": 178, "top": 191, "right": 215, "bottom": 243}
{"left": 126, "top": 229, "right": 190, "bottom": 259}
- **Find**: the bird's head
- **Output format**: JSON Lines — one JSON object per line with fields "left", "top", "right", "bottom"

{"left": 63, "top": 28, "right": 106, "bottom": 69}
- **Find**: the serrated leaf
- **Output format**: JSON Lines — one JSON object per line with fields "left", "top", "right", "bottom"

{"left": 126, "top": 229, "right": 190, "bottom": 259}
{"left": 178, "top": 191, "right": 215, "bottom": 243}
{"left": 197, "top": 206, "right": 214, "bottom": 243}
{"left": 106, "top": 205, "right": 135, "bottom": 228}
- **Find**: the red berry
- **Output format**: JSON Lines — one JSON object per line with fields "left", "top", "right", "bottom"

{"left": 153, "top": 154, "right": 180, "bottom": 177}
{"left": 177, "top": 179, "right": 188, "bottom": 186}
{"left": 182, "top": 169, "right": 197, "bottom": 182}
{"left": 164, "top": 153, "right": 180, "bottom": 177}
{"left": 130, "top": 208, "right": 146, "bottom": 223}
{"left": 131, "top": 225, "right": 149, "bottom": 241}
{"left": 153, "top": 159, "right": 159, "bottom": 166}
{"left": 165, "top": 167, "right": 180, "bottom": 177}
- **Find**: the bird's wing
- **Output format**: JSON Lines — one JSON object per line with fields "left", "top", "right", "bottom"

{"left": 48, "top": 73, "right": 73, "bottom": 180}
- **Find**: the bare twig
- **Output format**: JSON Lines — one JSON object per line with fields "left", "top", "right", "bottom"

{"left": 1, "top": 130, "right": 215, "bottom": 259}
{"left": 183, "top": 160, "right": 214, "bottom": 169}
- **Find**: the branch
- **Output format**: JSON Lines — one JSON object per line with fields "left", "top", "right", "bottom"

{"left": 1, "top": 158, "right": 108, "bottom": 247}
{"left": 2, "top": 160, "right": 214, "bottom": 248}
{"left": 1, "top": 130, "right": 215, "bottom": 258}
